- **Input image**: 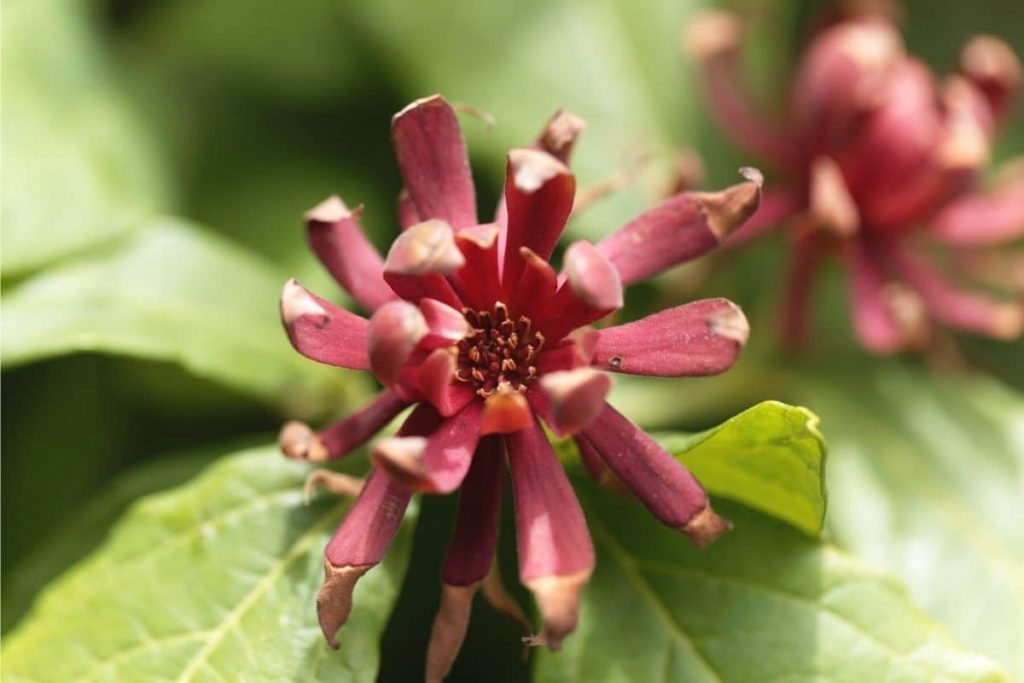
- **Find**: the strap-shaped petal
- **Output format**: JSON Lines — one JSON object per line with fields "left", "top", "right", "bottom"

{"left": 280, "top": 279, "right": 370, "bottom": 370}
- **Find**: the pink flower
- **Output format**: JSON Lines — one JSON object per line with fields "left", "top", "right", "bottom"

{"left": 689, "top": 11, "right": 1024, "bottom": 352}
{"left": 278, "top": 95, "right": 760, "bottom": 677}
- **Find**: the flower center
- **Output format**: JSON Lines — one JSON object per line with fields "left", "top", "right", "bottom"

{"left": 455, "top": 302, "right": 545, "bottom": 397}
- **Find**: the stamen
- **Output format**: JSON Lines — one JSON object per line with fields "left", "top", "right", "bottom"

{"left": 455, "top": 301, "right": 543, "bottom": 395}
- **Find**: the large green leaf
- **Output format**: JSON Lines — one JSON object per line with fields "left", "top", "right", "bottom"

{"left": 1, "top": 0, "right": 170, "bottom": 277}
{"left": 0, "top": 219, "right": 360, "bottom": 417}
{"left": 2, "top": 446, "right": 415, "bottom": 682}
{"left": 537, "top": 485, "right": 1006, "bottom": 683}
{"left": 809, "top": 365, "right": 1024, "bottom": 680}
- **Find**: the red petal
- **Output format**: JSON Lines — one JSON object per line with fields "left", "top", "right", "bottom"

{"left": 722, "top": 187, "right": 802, "bottom": 247}
{"left": 535, "top": 328, "right": 599, "bottom": 375}
{"left": 304, "top": 196, "right": 396, "bottom": 312}
{"left": 383, "top": 220, "right": 465, "bottom": 309}
{"left": 593, "top": 299, "right": 748, "bottom": 376}
{"left": 420, "top": 298, "right": 471, "bottom": 344}
{"left": 441, "top": 436, "right": 505, "bottom": 585}
{"left": 396, "top": 187, "right": 421, "bottom": 230}
{"left": 581, "top": 403, "right": 730, "bottom": 547}
{"left": 506, "top": 421, "right": 594, "bottom": 650}
{"left": 479, "top": 389, "right": 535, "bottom": 435}
{"left": 539, "top": 368, "right": 612, "bottom": 436}
{"left": 595, "top": 171, "right": 762, "bottom": 285}
{"left": 280, "top": 279, "right": 370, "bottom": 370}
{"left": 536, "top": 241, "right": 622, "bottom": 341}
{"left": 279, "top": 389, "right": 408, "bottom": 462}
{"left": 391, "top": 95, "right": 477, "bottom": 229}
{"left": 847, "top": 241, "right": 906, "bottom": 354}
{"left": 451, "top": 223, "right": 502, "bottom": 311}
{"left": 929, "top": 174, "right": 1024, "bottom": 246}
{"left": 366, "top": 300, "right": 428, "bottom": 387}
{"left": 501, "top": 148, "right": 575, "bottom": 296}
{"left": 418, "top": 347, "right": 476, "bottom": 417}
{"left": 509, "top": 247, "right": 558, "bottom": 317}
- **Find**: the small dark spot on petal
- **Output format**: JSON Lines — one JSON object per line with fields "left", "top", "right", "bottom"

{"left": 608, "top": 356, "right": 623, "bottom": 370}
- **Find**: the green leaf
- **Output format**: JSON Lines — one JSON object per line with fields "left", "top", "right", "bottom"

{"left": 0, "top": 219, "right": 362, "bottom": 417}
{"left": 1, "top": 0, "right": 170, "bottom": 277}
{"left": 806, "top": 364, "right": 1024, "bottom": 679}
{"left": 537, "top": 484, "right": 1007, "bottom": 683}
{"left": 1, "top": 446, "right": 414, "bottom": 682}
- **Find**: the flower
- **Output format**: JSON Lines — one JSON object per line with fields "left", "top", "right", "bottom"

{"left": 278, "top": 95, "right": 760, "bottom": 679}
{"left": 688, "top": 10, "right": 1024, "bottom": 353}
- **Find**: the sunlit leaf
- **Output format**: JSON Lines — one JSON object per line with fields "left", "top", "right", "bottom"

{"left": 537, "top": 485, "right": 1006, "bottom": 683}
{"left": 2, "top": 446, "right": 414, "bottom": 682}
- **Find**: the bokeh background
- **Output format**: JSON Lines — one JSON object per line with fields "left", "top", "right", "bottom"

{"left": 3, "top": 0, "right": 1023, "bottom": 680}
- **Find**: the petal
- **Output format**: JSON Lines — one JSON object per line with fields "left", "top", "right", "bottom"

{"left": 781, "top": 233, "right": 823, "bottom": 349}
{"left": 506, "top": 421, "right": 595, "bottom": 650}
{"left": 319, "top": 469, "right": 412, "bottom": 648}
{"left": 685, "top": 10, "right": 796, "bottom": 166}
{"left": 721, "top": 187, "right": 802, "bottom": 247}
{"left": 847, "top": 241, "right": 907, "bottom": 354}
{"left": 280, "top": 279, "right": 370, "bottom": 370}
{"left": 451, "top": 223, "right": 502, "bottom": 311}
{"left": 420, "top": 298, "right": 471, "bottom": 344}
{"left": 535, "top": 328, "right": 599, "bottom": 375}
{"left": 480, "top": 389, "right": 535, "bottom": 435}
{"left": 886, "top": 243, "right": 1024, "bottom": 339}
{"left": 279, "top": 389, "right": 408, "bottom": 462}
{"left": 441, "top": 436, "right": 505, "bottom": 585}
{"left": 929, "top": 173, "right": 1024, "bottom": 246}
{"left": 383, "top": 220, "right": 465, "bottom": 309}
{"left": 539, "top": 368, "right": 612, "bottom": 436}
{"left": 534, "top": 109, "right": 586, "bottom": 163}
{"left": 425, "top": 585, "right": 476, "bottom": 683}
{"left": 366, "top": 300, "right": 428, "bottom": 387}
{"left": 396, "top": 187, "right": 421, "bottom": 230}
{"left": 372, "top": 401, "right": 484, "bottom": 493}
{"left": 593, "top": 299, "right": 748, "bottom": 377}
{"left": 956, "top": 248, "right": 1024, "bottom": 295}
{"left": 418, "top": 347, "right": 476, "bottom": 417}
{"left": 305, "top": 195, "right": 396, "bottom": 312}
{"left": 581, "top": 403, "right": 731, "bottom": 547}
{"left": 502, "top": 148, "right": 575, "bottom": 294}
{"left": 960, "top": 35, "right": 1021, "bottom": 123}
{"left": 509, "top": 247, "right": 558, "bottom": 318}
{"left": 391, "top": 95, "right": 477, "bottom": 228}
{"left": 809, "top": 156, "right": 859, "bottom": 237}
{"left": 536, "top": 241, "right": 623, "bottom": 341}
{"left": 595, "top": 169, "right": 762, "bottom": 285}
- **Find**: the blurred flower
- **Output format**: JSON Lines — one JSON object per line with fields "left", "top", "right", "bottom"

{"left": 278, "top": 95, "right": 760, "bottom": 677}
{"left": 688, "top": 10, "right": 1024, "bottom": 353}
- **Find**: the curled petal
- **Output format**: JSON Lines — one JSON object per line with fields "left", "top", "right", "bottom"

{"left": 685, "top": 10, "right": 795, "bottom": 166}
{"left": 506, "top": 422, "right": 595, "bottom": 650}
{"left": 509, "top": 247, "right": 558, "bottom": 316}
{"left": 502, "top": 148, "right": 576, "bottom": 292}
{"left": 391, "top": 95, "right": 477, "bottom": 228}
{"left": 581, "top": 404, "right": 730, "bottom": 547}
{"left": 537, "top": 242, "right": 622, "bottom": 341}
{"left": 305, "top": 195, "right": 396, "bottom": 311}
{"left": 418, "top": 347, "right": 476, "bottom": 417}
{"left": 279, "top": 389, "right": 408, "bottom": 462}
{"left": 596, "top": 170, "right": 762, "bottom": 285}
{"left": 383, "top": 220, "right": 465, "bottom": 308}
{"left": 929, "top": 172, "right": 1024, "bottom": 246}
{"left": 452, "top": 223, "right": 502, "bottom": 311}
{"left": 539, "top": 368, "right": 612, "bottom": 436}
{"left": 420, "top": 298, "right": 471, "bottom": 344}
{"left": 280, "top": 279, "right": 370, "bottom": 370}
{"left": 722, "top": 188, "right": 802, "bottom": 247}
{"left": 535, "top": 327, "right": 599, "bottom": 374}
{"left": 593, "top": 299, "right": 748, "bottom": 377}
{"left": 960, "top": 35, "right": 1021, "bottom": 122}
{"left": 367, "top": 300, "right": 428, "bottom": 386}
{"left": 534, "top": 109, "right": 586, "bottom": 163}
{"left": 319, "top": 470, "right": 412, "bottom": 648}
{"left": 480, "top": 389, "right": 535, "bottom": 435}
{"left": 373, "top": 401, "right": 483, "bottom": 493}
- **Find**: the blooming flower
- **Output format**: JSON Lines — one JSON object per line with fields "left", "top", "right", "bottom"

{"left": 688, "top": 11, "right": 1024, "bottom": 352}
{"left": 278, "top": 95, "right": 760, "bottom": 679}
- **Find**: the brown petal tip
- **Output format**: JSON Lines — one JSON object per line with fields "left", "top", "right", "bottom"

{"left": 384, "top": 219, "right": 465, "bottom": 275}
{"left": 525, "top": 569, "right": 592, "bottom": 651}
{"left": 480, "top": 389, "right": 535, "bottom": 435}
{"left": 280, "top": 279, "right": 328, "bottom": 326}
{"left": 683, "top": 9, "right": 741, "bottom": 61}
{"left": 508, "top": 148, "right": 572, "bottom": 193}
{"left": 305, "top": 195, "right": 352, "bottom": 223}
{"left": 565, "top": 241, "right": 624, "bottom": 311}
{"left": 695, "top": 169, "right": 763, "bottom": 241}
{"left": 317, "top": 559, "right": 372, "bottom": 649}
{"left": 426, "top": 583, "right": 478, "bottom": 683}
{"left": 279, "top": 420, "right": 328, "bottom": 462}
{"left": 540, "top": 368, "right": 613, "bottom": 435}
{"left": 393, "top": 94, "right": 448, "bottom": 124}
{"left": 538, "top": 109, "right": 587, "bottom": 162}
{"left": 303, "top": 469, "right": 365, "bottom": 504}
{"left": 707, "top": 301, "right": 750, "bottom": 346}
{"left": 370, "top": 436, "right": 429, "bottom": 488}
{"left": 681, "top": 503, "right": 733, "bottom": 548}
{"left": 456, "top": 223, "right": 500, "bottom": 250}
{"left": 810, "top": 157, "right": 860, "bottom": 237}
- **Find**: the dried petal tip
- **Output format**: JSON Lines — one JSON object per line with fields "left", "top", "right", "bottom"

{"left": 681, "top": 504, "right": 733, "bottom": 548}
{"left": 370, "top": 436, "right": 428, "bottom": 488}
{"left": 540, "top": 368, "right": 613, "bottom": 435}
{"left": 694, "top": 170, "right": 763, "bottom": 241}
{"left": 280, "top": 278, "right": 327, "bottom": 325}
{"left": 707, "top": 301, "right": 751, "bottom": 346}
{"left": 366, "top": 301, "right": 428, "bottom": 387}
{"left": 960, "top": 35, "right": 1022, "bottom": 118}
{"left": 480, "top": 390, "right": 535, "bottom": 435}
{"left": 304, "top": 194, "right": 352, "bottom": 223}
{"left": 303, "top": 469, "right": 364, "bottom": 504}
{"left": 683, "top": 9, "right": 741, "bottom": 61}
{"left": 525, "top": 570, "right": 592, "bottom": 651}
{"left": 316, "top": 559, "right": 372, "bottom": 649}
{"left": 279, "top": 420, "right": 328, "bottom": 461}
{"left": 383, "top": 220, "right": 465, "bottom": 275}
{"left": 538, "top": 109, "right": 587, "bottom": 162}
{"left": 564, "top": 241, "right": 624, "bottom": 311}
{"left": 425, "top": 583, "right": 477, "bottom": 683}
{"left": 508, "top": 147, "right": 572, "bottom": 193}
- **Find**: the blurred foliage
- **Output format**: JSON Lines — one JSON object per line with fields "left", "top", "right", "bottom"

{"left": 2, "top": 0, "right": 1023, "bottom": 679}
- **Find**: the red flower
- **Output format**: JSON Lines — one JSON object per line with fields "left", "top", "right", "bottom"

{"left": 689, "top": 11, "right": 1024, "bottom": 352}
{"left": 278, "top": 95, "right": 760, "bottom": 677}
